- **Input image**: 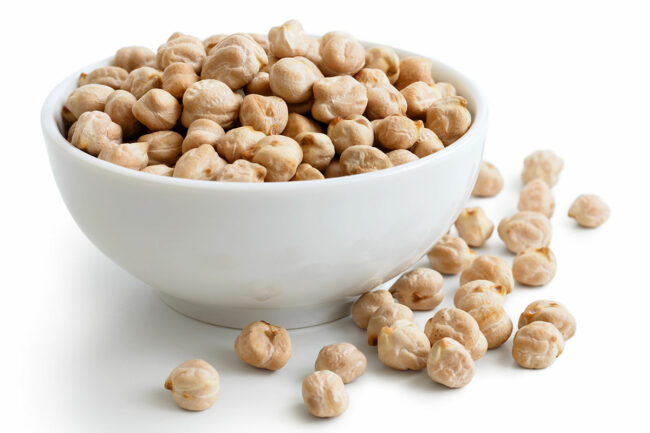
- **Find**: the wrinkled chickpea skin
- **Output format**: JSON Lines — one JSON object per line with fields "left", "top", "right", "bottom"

{"left": 291, "top": 163, "right": 324, "bottom": 181}
{"left": 512, "top": 321, "right": 564, "bottom": 369}
{"left": 173, "top": 144, "right": 226, "bottom": 181}
{"left": 472, "top": 161, "right": 504, "bottom": 198}
{"left": 363, "top": 77, "right": 407, "bottom": 120}
{"left": 389, "top": 268, "right": 443, "bottom": 311}
{"left": 268, "top": 19, "right": 309, "bottom": 58}
{"left": 387, "top": 149, "right": 418, "bottom": 166}
{"left": 121, "top": 66, "right": 163, "bottom": 100}
{"left": 201, "top": 34, "right": 268, "bottom": 89}
{"left": 512, "top": 246, "right": 557, "bottom": 286}
{"left": 568, "top": 194, "right": 610, "bottom": 228}
{"left": 351, "top": 290, "right": 394, "bottom": 329}
{"left": 364, "top": 46, "right": 400, "bottom": 84}
{"left": 99, "top": 142, "right": 149, "bottom": 170}
{"left": 467, "top": 303, "right": 513, "bottom": 349}
{"left": 65, "top": 84, "right": 114, "bottom": 120}
{"left": 156, "top": 33, "right": 206, "bottom": 74}
{"left": 378, "top": 320, "right": 430, "bottom": 371}
{"left": 327, "top": 115, "right": 374, "bottom": 154}
{"left": 340, "top": 145, "right": 393, "bottom": 175}
{"left": 181, "top": 79, "right": 243, "bottom": 128}
{"left": 315, "top": 342, "right": 367, "bottom": 383}
{"left": 426, "top": 96, "right": 472, "bottom": 146}
{"left": 411, "top": 127, "right": 444, "bottom": 158}
{"left": 367, "top": 303, "right": 414, "bottom": 346}
{"left": 424, "top": 307, "right": 488, "bottom": 360}
{"left": 132, "top": 89, "right": 181, "bottom": 131}
{"left": 142, "top": 164, "right": 173, "bottom": 176}
{"left": 319, "top": 31, "right": 365, "bottom": 76}
{"left": 395, "top": 57, "right": 434, "bottom": 90}
{"left": 460, "top": 255, "right": 514, "bottom": 294}
{"left": 374, "top": 116, "right": 422, "bottom": 150}
{"left": 216, "top": 126, "right": 266, "bottom": 163}
{"left": 427, "top": 234, "right": 475, "bottom": 275}
{"left": 239, "top": 94, "right": 288, "bottom": 135}
{"left": 454, "top": 207, "right": 494, "bottom": 248}
{"left": 312, "top": 76, "right": 368, "bottom": 123}
{"left": 302, "top": 370, "right": 348, "bottom": 418}
{"left": 453, "top": 280, "right": 507, "bottom": 312}
{"left": 244, "top": 135, "right": 303, "bottom": 182}
{"left": 270, "top": 56, "right": 323, "bottom": 104}
{"left": 497, "top": 211, "right": 552, "bottom": 254}
{"left": 71, "top": 111, "right": 122, "bottom": 156}
{"left": 522, "top": 150, "right": 564, "bottom": 187}
{"left": 234, "top": 321, "right": 292, "bottom": 370}
{"left": 114, "top": 46, "right": 156, "bottom": 72}
{"left": 427, "top": 337, "right": 475, "bottom": 388}
{"left": 79, "top": 66, "right": 128, "bottom": 89}
{"left": 182, "top": 118, "right": 225, "bottom": 154}
{"left": 217, "top": 159, "right": 266, "bottom": 183}
{"left": 518, "top": 300, "right": 576, "bottom": 340}
{"left": 104, "top": 90, "right": 141, "bottom": 139}
{"left": 294, "top": 132, "right": 335, "bottom": 171}
{"left": 138, "top": 130, "right": 183, "bottom": 166}
{"left": 165, "top": 359, "right": 219, "bottom": 411}
{"left": 283, "top": 113, "right": 323, "bottom": 139}
{"left": 518, "top": 178, "right": 554, "bottom": 217}
{"left": 162, "top": 62, "right": 199, "bottom": 99}
{"left": 401, "top": 81, "right": 441, "bottom": 119}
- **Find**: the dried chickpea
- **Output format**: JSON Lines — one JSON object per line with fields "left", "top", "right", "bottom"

{"left": 427, "top": 234, "right": 476, "bottom": 275}
{"left": 201, "top": 34, "right": 268, "bottom": 89}
{"left": 364, "top": 46, "right": 400, "bottom": 84}
{"left": 156, "top": 33, "right": 205, "bottom": 73}
{"left": 78, "top": 66, "right": 128, "bottom": 89}
{"left": 351, "top": 290, "right": 394, "bottom": 329}
{"left": 387, "top": 149, "right": 418, "bottom": 166}
{"left": 249, "top": 33, "right": 271, "bottom": 56}
{"left": 378, "top": 320, "right": 430, "bottom": 370}
{"left": 141, "top": 164, "right": 173, "bottom": 176}
{"left": 472, "top": 161, "right": 504, "bottom": 198}
{"left": 121, "top": 66, "right": 163, "bottom": 100}
{"left": 132, "top": 89, "right": 181, "bottom": 131}
{"left": 162, "top": 62, "right": 199, "bottom": 99}
{"left": 327, "top": 115, "right": 374, "bottom": 154}
{"left": 203, "top": 34, "right": 227, "bottom": 54}
{"left": 512, "top": 247, "right": 557, "bottom": 286}
{"left": 239, "top": 94, "right": 288, "bottom": 135}
{"left": 104, "top": 90, "right": 142, "bottom": 139}
{"left": 427, "top": 337, "right": 475, "bottom": 388}
{"left": 216, "top": 126, "right": 265, "bottom": 163}
{"left": 424, "top": 307, "right": 487, "bottom": 360}
{"left": 114, "top": 46, "right": 156, "bottom": 72}
{"left": 182, "top": 118, "right": 225, "bottom": 154}
{"left": 401, "top": 81, "right": 441, "bottom": 119}
{"left": 518, "top": 178, "right": 555, "bottom": 217}
{"left": 356, "top": 68, "right": 407, "bottom": 120}
{"left": 454, "top": 207, "right": 494, "bottom": 247}
{"left": 367, "top": 303, "right": 414, "bottom": 346}
{"left": 71, "top": 111, "right": 122, "bottom": 156}
{"left": 181, "top": 79, "right": 243, "bottom": 128}
{"left": 319, "top": 31, "right": 365, "bottom": 76}
{"left": 324, "top": 159, "right": 344, "bottom": 178}
{"left": 374, "top": 116, "right": 422, "bottom": 150}
{"left": 340, "top": 145, "right": 393, "bottom": 175}
{"left": 512, "top": 322, "right": 564, "bottom": 369}
{"left": 287, "top": 99, "right": 314, "bottom": 114}
{"left": 315, "top": 342, "right": 367, "bottom": 383}
{"left": 453, "top": 280, "right": 507, "bottom": 312}
{"left": 389, "top": 268, "right": 443, "bottom": 311}
{"left": 522, "top": 150, "right": 563, "bottom": 187}
{"left": 138, "top": 130, "right": 183, "bottom": 166}
{"left": 294, "top": 132, "right": 335, "bottom": 171}
{"left": 173, "top": 144, "right": 226, "bottom": 181}
{"left": 411, "top": 127, "right": 444, "bottom": 158}
{"left": 164, "top": 359, "right": 219, "bottom": 411}
{"left": 245, "top": 71, "right": 272, "bottom": 96}
{"left": 467, "top": 303, "right": 513, "bottom": 349}
{"left": 518, "top": 300, "right": 576, "bottom": 340}
{"left": 460, "top": 255, "right": 514, "bottom": 294}
{"left": 394, "top": 57, "right": 434, "bottom": 90}
{"left": 268, "top": 19, "right": 309, "bottom": 58}
{"left": 283, "top": 113, "right": 323, "bottom": 139}
{"left": 292, "top": 163, "right": 324, "bottom": 181}
{"left": 312, "top": 76, "right": 368, "bottom": 123}
{"left": 568, "top": 194, "right": 610, "bottom": 228}
{"left": 303, "top": 36, "right": 321, "bottom": 65}
{"left": 269, "top": 57, "right": 323, "bottom": 104}
{"left": 98, "top": 142, "right": 149, "bottom": 170}
{"left": 64, "top": 84, "right": 114, "bottom": 120}
{"left": 260, "top": 54, "right": 278, "bottom": 73}
{"left": 216, "top": 160, "right": 266, "bottom": 183}
{"left": 354, "top": 68, "right": 391, "bottom": 88}
{"left": 244, "top": 135, "right": 303, "bottom": 182}
{"left": 234, "top": 321, "right": 292, "bottom": 370}
{"left": 435, "top": 82, "right": 457, "bottom": 97}
{"left": 426, "top": 96, "right": 472, "bottom": 146}
{"left": 302, "top": 370, "right": 348, "bottom": 418}
{"left": 497, "top": 211, "right": 552, "bottom": 254}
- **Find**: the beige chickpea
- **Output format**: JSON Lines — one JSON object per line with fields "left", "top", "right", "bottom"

{"left": 216, "top": 160, "right": 266, "bottom": 183}
{"left": 302, "top": 370, "right": 348, "bottom": 418}
{"left": 424, "top": 307, "right": 487, "bottom": 360}
{"left": 234, "top": 321, "right": 292, "bottom": 370}
{"left": 104, "top": 90, "right": 142, "bottom": 139}
{"left": 182, "top": 118, "right": 225, "bottom": 154}
{"left": 518, "top": 300, "right": 576, "bottom": 340}
{"left": 294, "top": 132, "right": 335, "bottom": 171}
{"left": 204, "top": 34, "right": 227, "bottom": 54}
{"left": 64, "top": 84, "right": 114, "bottom": 120}
{"left": 327, "top": 115, "right": 374, "bottom": 154}
{"left": 138, "top": 130, "right": 183, "bottom": 166}
{"left": 373, "top": 116, "right": 422, "bottom": 150}
{"left": 249, "top": 33, "right": 271, "bottom": 56}
{"left": 291, "top": 163, "right": 325, "bottom": 181}
{"left": 460, "top": 255, "right": 514, "bottom": 294}
{"left": 354, "top": 68, "right": 391, "bottom": 88}
{"left": 427, "top": 337, "right": 475, "bottom": 388}
{"left": 367, "top": 303, "right": 414, "bottom": 346}
{"left": 411, "top": 127, "right": 444, "bottom": 158}
{"left": 401, "top": 81, "right": 441, "bottom": 119}
{"left": 351, "top": 290, "right": 393, "bottom": 329}
{"left": 79, "top": 66, "right": 128, "bottom": 90}
{"left": 315, "top": 342, "right": 367, "bottom": 383}
{"left": 394, "top": 57, "right": 434, "bottom": 90}
{"left": 512, "top": 321, "right": 564, "bottom": 369}
{"left": 435, "top": 82, "right": 457, "bottom": 97}
{"left": 239, "top": 94, "right": 288, "bottom": 135}
{"left": 568, "top": 194, "right": 610, "bottom": 228}
{"left": 283, "top": 113, "right": 323, "bottom": 139}
{"left": 426, "top": 96, "right": 472, "bottom": 146}
{"left": 472, "top": 161, "right": 504, "bottom": 197}
{"left": 522, "top": 150, "right": 563, "bottom": 187}
{"left": 141, "top": 164, "right": 173, "bottom": 177}
{"left": 324, "top": 159, "right": 345, "bottom": 178}
{"left": 71, "top": 111, "right": 122, "bottom": 156}
{"left": 201, "top": 34, "right": 268, "bottom": 89}
{"left": 216, "top": 126, "right": 265, "bottom": 163}
{"left": 132, "top": 89, "right": 181, "bottom": 131}
{"left": 268, "top": 19, "right": 308, "bottom": 58}
{"left": 269, "top": 57, "right": 323, "bottom": 104}
{"left": 156, "top": 33, "right": 205, "bottom": 73}
{"left": 518, "top": 178, "right": 554, "bottom": 217}
{"left": 312, "top": 76, "right": 368, "bottom": 123}
{"left": 389, "top": 268, "right": 443, "bottom": 311}
{"left": 387, "top": 149, "right": 418, "bottom": 166}
{"left": 162, "top": 62, "right": 199, "bottom": 99}
{"left": 245, "top": 71, "right": 272, "bottom": 96}
{"left": 173, "top": 144, "right": 226, "bottom": 181}
{"left": 121, "top": 66, "right": 163, "bottom": 100}
{"left": 454, "top": 207, "right": 494, "bottom": 247}
{"left": 164, "top": 359, "right": 219, "bottom": 411}
{"left": 304, "top": 36, "right": 321, "bottom": 65}
{"left": 181, "top": 79, "right": 243, "bottom": 128}
{"left": 512, "top": 246, "right": 557, "bottom": 286}
{"left": 318, "top": 31, "right": 365, "bottom": 76}
{"left": 260, "top": 54, "right": 278, "bottom": 73}
{"left": 355, "top": 69, "right": 407, "bottom": 120}
{"left": 497, "top": 211, "right": 552, "bottom": 254}
{"left": 287, "top": 99, "right": 314, "bottom": 115}
{"left": 453, "top": 280, "right": 507, "bottom": 312}
{"left": 340, "top": 145, "right": 393, "bottom": 175}
{"left": 98, "top": 141, "right": 149, "bottom": 170}
{"left": 364, "top": 46, "right": 400, "bottom": 84}
{"left": 467, "top": 303, "right": 513, "bottom": 349}
{"left": 114, "top": 46, "right": 156, "bottom": 72}
{"left": 244, "top": 135, "right": 303, "bottom": 182}
{"left": 427, "top": 234, "right": 476, "bottom": 275}
{"left": 378, "top": 320, "right": 430, "bottom": 370}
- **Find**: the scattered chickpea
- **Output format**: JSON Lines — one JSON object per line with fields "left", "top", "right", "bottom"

{"left": 315, "top": 342, "right": 367, "bottom": 383}
{"left": 162, "top": 62, "right": 199, "bottom": 99}
{"left": 312, "top": 76, "right": 368, "bottom": 123}
{"left": 472, "top": 161, "right": 504, "bottom": 197}
{"left": 401, "top": 81, "right": 441, "bottom": 119}
{"left": 364, "top": 46, "right": 400, "bottom": 84}
{"left": 104, "top": 90, "right": 142, "bottom": 139}
{"left": 374, "top": 116, "right": 422, "bottom": 150}
{"left": 164, "top": 359, "right": 219, "bottom": 411}
{"left": 453, "top": 280, "right": 507, "bottom": 312}
{"left": 394, "top": 57, "right": 434, "bottom": 90}
{"left": 367, "top": 303, "right": 414, "bottom": 346}
{"left": 268, "top": 19, "right": 309, "bottom": 58}
{"left": 234, "top": 321, "right": 292, "bottom": 370}
{"left": 518, "top": 178, "right": 554, "bottom": 217}
{"left": 568, "top": 194, "right": 610, "bottom": 228}
{"left": 497, "top": 211, "right": 552, "bottom": 254}
{"left": 512, "top": 322, "right": 564, "bottom": 369}
{"left": 182, "top": 118, "right": 225, "bottom": 154}
{"left": 269, "top": 56, "right": 323, "bottom": 104}
{"left": 173, "top": 144, "right": 226, "bottom": 181}
{"left": 245, "top": 71, "right": 272, "bottom": 96}
{"left": 294, "top": 132, "right": 335, "bottom": 171}
{"left": 467, "top": 303, "right": 513, "bottom": 349}
{"left": 389, "top": 268, "right": 443, "bottom": 311}
{"left": 138, "top": 130, "right": 183, "bottom": 166}
{"left": 427, "top": 234, "right": 476, "bottom": 275}
{"left": 216, "top": 126, "right": 266, "bottom": 163}
{"left": 427, "top": 337, "right": 475, "bottom": 388}
{"left": 282, "top": 113, "right": 323, "bottom": 139}
{"left": 387, "top": 149, "right": 418, "bottom": 166}
{"left": 244, "top": 135, "right": 303, "bottom": 182}
{"left": 518, "top": 300, "right": 576, "bottom": 340}
{"left": 424, "top": 307, "right": 488, "bottom": 360}
{"left": 351, "top": 290, "right": 394, "bottom": 329}
{"left": 319, "top": 31, "right": 365, "bottom": 76}
{"left": 327, "top": 115, "right": 374, "bottom": 154}
{"left": 64, "top": 83, "right": 114, "bottom": 120}
{"left": 454, "top": 207, "right": 494, "bottom": 247}
{"left": 521, "top": 150, "right": 563, "bottom": 187}
{"left": 324, "top": 159, "right": 344, "bottom": 178}
{"left": 411, "top": 127, "right": 444, "bottom": 158}
{"left": 216, "top": 159, "right": 266, "bottom": 183}
{"left": 114, "top": 46, "right": 156, "bottom": 72}
{"left": 302, "top": 370, "right": 348, "bottom": 418}
{"left": 426, "top": 96, "right": 472, "bottom": 146}
{"left": 70, "top": 111, "right": 122, "bottom": 156}
{"left": 377, "top": 320, "right": 431, "bottom": 370}
{"left": 202, "top": 34, "right": 268, "bottom": 89}
{"left": 132, "top": 89, "right": 181, "bottom": 131}
{"left": 141, "top": 164, "right": 173, "bottom": 177}
{"left": 156, "top": 33, "right": 206, "bottom": 74}
{"left": 291, "top": 163, "right": 324, "bottom": 181}
{"left": 121, "top": 66, "right": 163, "bottom": 100}
{"left": 79, "top": 66, "right": 128, "bottom": 89}
{"left": 460, "top": 255, "right": 514, "bottom": 294}
{"left": 181, "top": 79, "right": 243, "bottom": 128}
{"left": 98, "top": 141, "right": 149, "bottom": 170}
{"left": 340, "top": 145, "right": 393, "bottom": 175}
{"left": 512, "top": 246, "right": 557, "bottom": 286}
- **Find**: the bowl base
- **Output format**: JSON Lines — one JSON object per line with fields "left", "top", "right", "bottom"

{"left": 156, "top": 291, "right": 353, "bottom": 329}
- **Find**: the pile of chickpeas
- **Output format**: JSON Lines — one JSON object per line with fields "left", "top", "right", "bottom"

{"left": 62, "top": 20, "right": 473, "bottom": 183}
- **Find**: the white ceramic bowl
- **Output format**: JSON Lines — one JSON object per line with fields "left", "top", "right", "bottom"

{"left": 41, "top": 45, "right": 487, "bottom": 329}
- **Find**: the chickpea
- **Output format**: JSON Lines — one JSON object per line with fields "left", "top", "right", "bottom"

{"left": 182, "top": 118, "right": 225, "bottom": 154}
{"left": 161, "top": 62, "right": 199, "bottom": 99}
{"left": 517, "top": 178, "right": 554, "bottom": 217}
{"left": 201, "top": 34, "right": 268, "bottom": 89}
{"left": 181, "top": 79, "right": 243, "bottom": 128}
{"left": 164, "top": 359, "right": 219, "bottom": 411}
{"left": 114, "top": 46, "right": 156, "bottom": 72}
{"left": 472, "top": 161, "right": 504, "bottom": 197}
{"left": 291, "top": 163, "right": 324, "bottom": 181}
{"left": 354, "top": 68, "right": 391, "bottom": 88}
{"left": 374, "top": 116, "right": 422, "bottom": 150}
{"left": 324, "top": 159, "right": 344, "bottom": 178}
{"left": 302, "top": 370, "right": 348, "bottom": 418}
{"left": 389, "top": 268, "right": 443, "bottom": 311}
{"left": 249, "top": 33, "right": 271, "bottom": 56}
{"left": 522, "top": 150, "right": 563, "bottom": 187}
{"left": 367, "top": 303, "right": 414, "bottom": 346}
{"left": 378, "top": 320, "right": 431, "bottom": 370}
{"left": 203, "top": 34, "right": 227, "bottom": 54}
{"left": 411, "top": 127, "right": 444, "bottom": 158}
{"left": 568, "top": 194, "right": 610, "bottom": 228}
{"left": 453, "top": 280, "right": 507, "bottom": 312}
{"left": 312, "top": 76, "right": 368, "bottom": 123}
{"left": 304, "top": 36, "right": 321, "bottom": 65}
{"left": 364, "top": 46, "right": 400, "bottom": 84}
{"left": 315, "top": 342, "right": 367, "bottom": 383}
{"left": 121, "top": 66, "right": 163, "bottom": 100}
{"left": 512, "top": 322, "right": 564, "bottom": 369}
{"left": 173, "top": 144, "right": 226, "bottom": 181}
{"left": 98, "top": 141, "right": 149, "bottom": 170}
{"left": 284, "top": 114, "right": 322, "bottom": 141}
{"left": 497, "top": 211, "right": 552, "bottom": 254}
{"left": 387, "top": 149, "right": 418, "bottom": 166}
{"left": 141, "top": 164, "right": 173, "bottom": 177}
{"left": 355, "top": 68, "right": 407, "bottom": 120}
{"left": 132, "top": 89, "right": 181, "bottom": 131}
{"left": 340, "top": 145, "right": 393, "bottom": 175}
{"left": 294, "top": 132, "right": 335, "bottom": 171}
{"left": 426, "top": 96, "right": 472, "bottom": 146}
{"left": 467, "top": 303, "right": 513, "bottom": 349}
{"left": 239, "top": 94, "right": 288, "bottom": 135}
{"left": 244, "top": 135, "right": 303, "bottom": 182}
{"left": 424, "top": 307, "right": 487, "bottom": 360}
{"left": 519, "top": 300, "right": 575, "bottom": 340}
{"left": 268, "top": 19, "right": 309, "bottom": 58}
{"left": 70, "top": 111, "right": 122, "bottom": 156}
{"left": 104, "top": 90, "right": 142, "bottom": 139}
{"left": 327, "top": 115, "right": 374, "bottom": 154}
{"left": 269, "top": 57, "right": 323, "bottom": 104}
{"left": 351, "top": 290, "right": 393, "bottom": 329}
{"left": 216, "top": 126, "right": 265, "bottom": 163}
{"left": 156, "top": 32, "right": 206, "bottom": 74}
{"left": 401, "top": 81, "right": 441, "bottom": 119}
{"left": 512, "top": 246, "right": 557, "bottom": 286}
{"left": 216, "top": 159, "right": 266, "bottom": 183}
{"left": 427, "top": 337, "right": 475, "bottom": 388}
{"left": 460, "top": 255, "right": 514, "bottom": 294}
{"left": 454, "top": 207, "right": 494, "bottom": 247}
{"left": 287, "top": 99, "right": 314, "bottom": 115}
{"left": 234, "top": 321, "right": 292, "bottom": 370}
{"left": 318, "top": 31, "right": 365, "bottom": 76}
{"left": 64, "top": 84, "right": 114, "bottom": 120}
{"left": 138, "top": 130, "right": 183, "bottom": 166}
{"left": 427, "top": 234, "right": 476, "bottom": 275}
{"left": 245, "top": 71, "right": 272, "bottom": 96}
{"left": 78, "top": 66, "right": 128, "bottom": 90}
{"left": 394, "top": 57, "right": 434, "bottom": 90}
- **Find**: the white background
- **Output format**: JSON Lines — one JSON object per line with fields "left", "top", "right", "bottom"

{"left": 2, "top": 0, "right": 649, "bottom": 431}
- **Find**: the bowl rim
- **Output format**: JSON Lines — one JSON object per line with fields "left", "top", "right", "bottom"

{"left": 41, "top": 42, "right": 488, "bottom": 192}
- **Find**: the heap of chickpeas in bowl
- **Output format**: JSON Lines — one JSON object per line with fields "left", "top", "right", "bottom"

{"left": 61, "top": 20, "right": 472, "bottom": 182}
